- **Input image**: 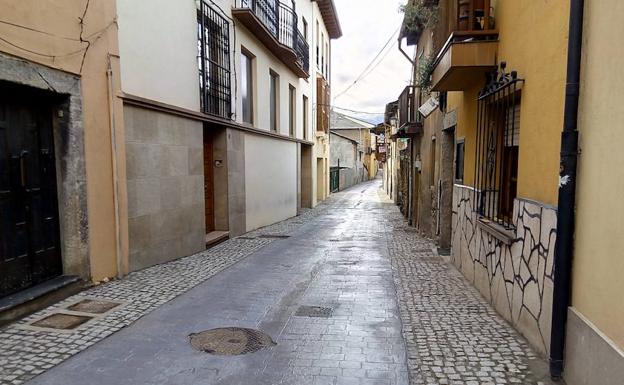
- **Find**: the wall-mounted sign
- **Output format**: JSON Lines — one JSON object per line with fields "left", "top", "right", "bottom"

{"left": 419, "top": 96, "right": 439, "bottom": 118}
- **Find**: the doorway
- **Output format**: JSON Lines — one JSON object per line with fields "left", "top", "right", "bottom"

{"left": 301, "top": 145, "right": 312, "bottom": 208}
{"left": 203, "top": 128, "right": 215, "bottom": 233}
{"left": 316, "top": 158, "right": 325, "bottom": 200}
{"left": 0, "top": 85, "right": 63, "bottom": 297}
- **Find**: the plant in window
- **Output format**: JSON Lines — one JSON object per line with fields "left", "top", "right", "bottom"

{"left": 399, "top": 0, "right": 439, "bottom": 33}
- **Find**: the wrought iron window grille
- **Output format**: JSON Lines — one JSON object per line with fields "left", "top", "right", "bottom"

{"left": 198, "top": 1, "right": 233, "bottom": 119}
{"left": 473, "top": 62, "right": 524, "bottom": 229}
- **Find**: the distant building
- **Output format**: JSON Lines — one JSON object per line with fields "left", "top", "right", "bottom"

{"left": 329, "top": 111, "right": 378, "bottom": 191}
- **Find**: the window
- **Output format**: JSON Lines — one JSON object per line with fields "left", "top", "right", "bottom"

{"left": 321, "top": 32, "right": 325, "bottom": 75}
{"left": 269, "top": 70, "right": 279, "bottom": 132}
{"left": 474, "top": 64, "right": 523, "bottom": 228}
{"left": 325, "top": 41, "right": 329, "bottom": 77}
{"left": 316, "top": 21, "right": 320, "bottom": 67}
{"left": 302, "top": 17, "right": 308, "bottom": 40}
{"left": 288, "top": 85, "right": 296, "bottom": 137}
{"left": 430, "top": 136, "right": 436, "bottom": 186}
{"left": 241, "top": 50, "right": 254, "bottom": 124}
{"left": 455, "top": 138, "right": 465, "bottom": 183}
{"left": 302, "top": 95, "right": 309, "bottom": 140}
{"left": 198, "top": 1, "right": 231, "bottom": 118}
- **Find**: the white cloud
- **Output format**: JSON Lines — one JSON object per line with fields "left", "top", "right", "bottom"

{"left": 331, "top": 0, "right": 415, "bottom": 115}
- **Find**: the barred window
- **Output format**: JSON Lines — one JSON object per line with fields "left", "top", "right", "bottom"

{"left": 198, "top": 1, "right": 231, "bottom": 119}
{"left": 474, "top": 63, "right": 523, "bottom": 228}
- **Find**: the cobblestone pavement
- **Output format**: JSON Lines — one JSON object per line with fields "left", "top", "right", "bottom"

{"left": 1, "top": 178, "right": 555, "bottom": 385}
{"left": 0, "top": 206, "right": 329, "bottom": 385}
{"left": 385, "top": 212, "right": 555, "bottom": 385}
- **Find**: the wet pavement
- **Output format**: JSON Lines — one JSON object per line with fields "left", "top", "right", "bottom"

{"left": 5, "top": 178, "right": 554, "bottom": 385}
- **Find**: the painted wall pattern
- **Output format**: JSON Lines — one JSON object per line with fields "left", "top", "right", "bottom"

{"left": 451, "top": 184, "right": 557, "bottom": 355}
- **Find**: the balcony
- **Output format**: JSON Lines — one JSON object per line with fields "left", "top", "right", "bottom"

{"left": 430, "top": 31, "right": 498, "bottom": 91}
{"left": 233, "top": 0, "right": 309, "bottom": 78}
{"left": 430, "top": 0, "right": 498, "bottom": 91}
{"left": 397, "top": 86, "right": 423, "bottom": 136}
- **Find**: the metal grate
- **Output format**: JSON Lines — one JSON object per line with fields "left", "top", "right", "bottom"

{"left": 258, "top": 234, "right": 290, "bottom": 239}
{"left": 198, "top": 1, "right": 232, "bottom": 119}
{"left": 295, "top": 306, "right": 333, "bottom": 318}
{"left": 189, "top": 327, "right": 275, "bottom": 356}
{"left": 66, "top": 299, "right": 121, "bottom": 314}
{"left": 474, "top": 62, "right": 524, "bottom": 229}
{"left": 31, "top": 313, "right": 93, "bottom": 330}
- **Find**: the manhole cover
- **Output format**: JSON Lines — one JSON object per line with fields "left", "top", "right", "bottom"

{"left": 189, "top": 327, "right": 276, "bottom": 356}
{"left": 295, "top": 306, "right": 333, "bottom": 318}
{"left": 66, "top": 299, "right": 121, "bottom": 314}
{"left": 31, "top": 313, "right": 93, "bottom": 330}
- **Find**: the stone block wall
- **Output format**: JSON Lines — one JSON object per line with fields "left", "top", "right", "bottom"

{"left": 124, "top": 105, "right": 206, "bottom": 271}
{"left": 451, "top": 184, "right": 556, "bottom": 355}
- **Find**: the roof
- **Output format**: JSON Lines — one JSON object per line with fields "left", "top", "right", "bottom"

{"left": 330, "top": 110, "right": 375, "bottom": 130}
{"left": 313, "top": 0, "right": 342, "bottom": 39}
{"left": 330, "top": 130, "right": 358, "bottom": 144}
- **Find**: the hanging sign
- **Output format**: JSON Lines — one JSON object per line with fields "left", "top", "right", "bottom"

{"left": 419, "top": 96, "right": 439, "bottom": 118}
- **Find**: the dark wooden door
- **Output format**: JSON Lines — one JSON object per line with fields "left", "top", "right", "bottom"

{"left": 203, "top": 129, "right": 215, "bottom": 233}
{"left": 0, "top": 87, "right": 63, "bottom": 297}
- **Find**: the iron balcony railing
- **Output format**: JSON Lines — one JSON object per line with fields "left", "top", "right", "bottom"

{"left": 239, "top": 0, "right": 309, "bottom": 73}
{"left": 295, "top": 30, "right": 310, "bottom": 73}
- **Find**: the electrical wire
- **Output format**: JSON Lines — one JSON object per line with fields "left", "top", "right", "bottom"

{"left": 323, "top": 104, "right": 385, "bottom": 115}
{"left": 0, "top": 18, "right": 81, "bottom": 41}
{"left": 332, "top": 26, "right": 400, "bottom": 101}
{"left": 0, "top": 17, "right": 116, "bottom": 61}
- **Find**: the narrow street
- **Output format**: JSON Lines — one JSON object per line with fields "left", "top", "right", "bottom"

{"left": 0, "top": 179, "right": 552, "bottom": 385}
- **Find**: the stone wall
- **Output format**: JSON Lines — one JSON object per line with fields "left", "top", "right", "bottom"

{"left": 0, "top": 53, "right": 90, "bottom": 279}
{"left": 125, "top": 105, "right": 205, "bottom": 271}
{"left": 451, "top": 184, "right": 556, "bottom": 355}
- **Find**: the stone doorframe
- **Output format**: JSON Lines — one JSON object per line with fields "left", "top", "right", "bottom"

{"left": 0, "top": 53, "right": 90, "bottom": 279}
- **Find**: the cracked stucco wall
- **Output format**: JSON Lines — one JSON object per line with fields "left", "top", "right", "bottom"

{"left": 0, "top": 1, "right": 126, "bottom": 280}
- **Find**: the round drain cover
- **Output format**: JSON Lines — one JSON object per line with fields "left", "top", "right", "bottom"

{"left": 189, "top": 327, "right": 276, "bottom": 356}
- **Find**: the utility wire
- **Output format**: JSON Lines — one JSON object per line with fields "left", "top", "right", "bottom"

{"left": 0, "top": 18, "right": 81, "bottom": 41}
{"left": 333, "top": 26, "right": 400, "bottom": 101}
{"left": 322, "top": 104, "right": 385, "bottom": 115}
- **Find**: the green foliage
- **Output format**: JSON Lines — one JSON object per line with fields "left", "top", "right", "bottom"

{"left": 416, "top": 54, "right": 436, "bottom": 94}
{"left": 399, "top": 1, "right": 439, "bottom": 33}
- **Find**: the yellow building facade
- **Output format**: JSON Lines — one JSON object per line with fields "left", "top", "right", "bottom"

{"left": 428, "top": 0, "right": 569, "bottom": 357}
{"left": 563, "top": 0, "right": 624, "bottom": 384}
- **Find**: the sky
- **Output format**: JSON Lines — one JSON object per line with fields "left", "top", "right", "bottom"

{"left": 330, "top": 0, "right": 414, "bottom": 124}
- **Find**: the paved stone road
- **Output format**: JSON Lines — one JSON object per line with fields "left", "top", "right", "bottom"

{"left": 1, "top": 178, "right": 555, "bottom": 385}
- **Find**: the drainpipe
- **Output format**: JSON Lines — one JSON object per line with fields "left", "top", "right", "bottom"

{"left": 549, "top": 0, "right": 584, "bottom": 380}
{"left": 408, "top": 139, "right": 413, "bottom": 225}
{"left": 106, "top": 56, "right": 124, "bottom": 280}
{"left": 398, "top": 37, "right": 415, "bottom": 65}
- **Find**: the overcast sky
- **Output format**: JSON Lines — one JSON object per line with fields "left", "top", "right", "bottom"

{"left": 331, "top": 0, "right": 414, "bottom": 123}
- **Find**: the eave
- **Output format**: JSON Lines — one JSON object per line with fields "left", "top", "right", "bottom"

{"left": 313, "top": 0, "right": 342, "bottom": 39}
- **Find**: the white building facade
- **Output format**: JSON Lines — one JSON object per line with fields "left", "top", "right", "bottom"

{"left": 115, "top": 0, "right": 341, "bottom": 271}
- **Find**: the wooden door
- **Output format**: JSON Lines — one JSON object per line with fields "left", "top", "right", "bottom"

{"left": 203, "top": 128, "right": 215, "bottom": 233}
{"left": 0, "top": 86, "right": 62, "bottom": 297}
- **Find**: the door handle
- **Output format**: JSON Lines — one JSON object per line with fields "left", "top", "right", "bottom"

{"left": 19, "top": 150, "right": 28, "bottom": 188}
